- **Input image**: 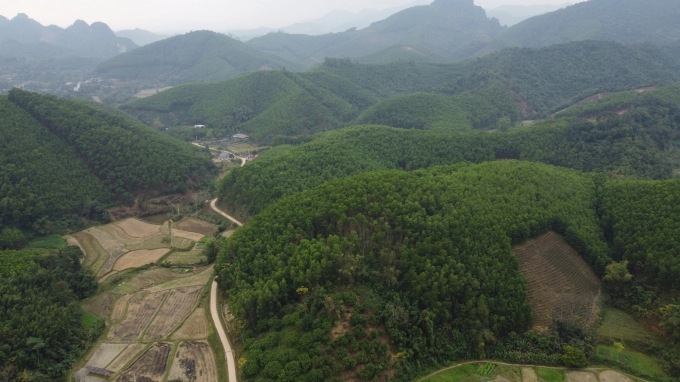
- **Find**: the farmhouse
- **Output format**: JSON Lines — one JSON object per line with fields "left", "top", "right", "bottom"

{"left": 193, "top": 124, "right": 206, "bottom": 128}
{"left": 233, "top": 133, "right": 249, "bottom": 141}
{"left": 218, "top": 152, "right": 233, "bottom": 162}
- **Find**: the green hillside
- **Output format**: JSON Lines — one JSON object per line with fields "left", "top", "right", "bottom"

{"left": 247, "top": 0, "right": 504, "bottom": 67}
{"left": 216, "top": 161, "right": 610, "bottom": 381}
{"left": 0, "top": 96, "right": 109, "bottom": 233}
{"left": 1, "top": 89, "right": 215, "bottom": 235}
{"left": 125, "top": 41, "right": 680, "bottom": 139}
{"left": 218, "top": 94, "right": 680, "bottom": 220}
{"left": 493, "top": 0, "right": 680, "bottom": 50}
{"left": 94, "top": 30, "right": 300, "bottom": 85}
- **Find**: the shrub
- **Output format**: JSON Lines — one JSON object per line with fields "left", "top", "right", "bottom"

{"left": 562, "top": 346, "right": 587, "bottom": 368}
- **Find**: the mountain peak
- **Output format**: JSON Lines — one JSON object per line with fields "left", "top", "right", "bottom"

{"left": 431, "top": 0, "right": 476, "bottom": 8}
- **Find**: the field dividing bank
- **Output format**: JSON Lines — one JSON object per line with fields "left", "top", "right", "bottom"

{"left": 144, "top": 286, "right": 203, "bottom": 341}
{"left": 108, "top": 291, "right": 168, "bottom": 341}
{"left": 513, "top": 232, "right": 601, "bottom": 330}
{"left": 417, "top": 361, "right": 648, "bottom": 382}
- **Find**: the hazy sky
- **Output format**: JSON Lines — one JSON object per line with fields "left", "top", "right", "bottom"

{"left": 2, "top": 0, "right": 574, "bottom": 32}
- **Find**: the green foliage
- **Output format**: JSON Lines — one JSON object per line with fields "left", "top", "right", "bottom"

{"left": 0, "top": 228, "right": 26, "bottom": 250}
{"left": 8, "top": 88, "right": 215, "bottom": 197}
{"left": 535, "top": 368, "right": 564, "bottom": 382}
{"left": 562, "top": 346, "right": 587, "bottom": 368}
{"left": 0, "top": 246, "right": 98, "bottom": 378}
{"left": 660, "top": 305, "right": 680, "bottom": 343}
{"left": 593, "top": 345, "right": 669, "bottom": 381}
{"left": 219, "top": 100, "right": 679, "bottom": 221}
{"left": 217, "top": 161, "right": 613, "bottom": 379}
{"left": 27, "top": 234, "right": 67, "bottom": 250}
{"left": 95, "top": 30, "right": 299, "bottom": 85}
{"left": 0, "top": 249, "right": 39, "bottom": 277}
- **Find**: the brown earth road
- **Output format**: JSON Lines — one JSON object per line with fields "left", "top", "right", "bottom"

{"left": 210, "top": 198, "right": 243, "bottom": 227}
{"left": 211, "top": 279, "right": 238, "bottom": 382}
{"left": 416, "top": 361, "right": 650, "bottom": 382}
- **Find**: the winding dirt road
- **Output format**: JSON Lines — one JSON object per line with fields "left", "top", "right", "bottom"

{"left": 210, "top": 198, "right": 243, "bottom": 227}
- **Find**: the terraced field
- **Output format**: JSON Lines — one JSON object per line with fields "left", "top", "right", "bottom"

{"left": 513, "top": 232, "right": 601, "bottom": 330}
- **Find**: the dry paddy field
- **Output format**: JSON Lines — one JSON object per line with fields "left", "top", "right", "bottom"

{"left": 75, "top": 265, "right": 220, "bottom": 382}
{"left": 513, "top": 232, "right": 601, "bottom": 330}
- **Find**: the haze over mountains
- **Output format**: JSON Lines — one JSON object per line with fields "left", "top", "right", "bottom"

{"left": 0, "top": 13, "right": 136, "bottom": 59}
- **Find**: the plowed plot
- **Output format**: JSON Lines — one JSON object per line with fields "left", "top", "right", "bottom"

{"left": 125, "top": 235, "right": 170, "bottom": 251}
{"left": 86, "top": 227, "right": 129, "bottom": 276}
{"left": 111, "top": 294, "right": 133, "bottom": 322}
{"left": 175, "top": 218, "right": 217, "bottom": 236}
{"left": 86, "top": 343, "right": 129, "bottom": 369}
{"left": 165, "top": 249, "right": 206, "bottom": 265}
{"left": 172, "top": 308, "right": 209, "bottom": 340}
{"left": 167, "top": 341, "right": 218, "bottom": 382}
{"left": 514, "top": 232, "right": 601, "bottom": 330}
{"left": 100, "top": 224, "right": 150, "bottom": 246}
{"left": 172, "top": 229, "right": 204, "bottom": 242}
{"left": 116, "top": 342, "right": 172, "bottom": 382}
{"left": 108, "top": 291, "right": 167, "bottom": 341}
{"left": 113, "top": 249, "right": 171, "bottom": 271}
{"left": 148, "top": 266, "right": 213, "bottom": 293}
{"left": 114, "top": 218, "right": 161, "bottom": 238}
{"left": 145, "top": 287, "right": 203, "bottom": 340}
{"left": 74, "top": 232, "right": 109, "bottom": 273}
{"left": 83, "top": 292, "right": 115, "bottom": 319}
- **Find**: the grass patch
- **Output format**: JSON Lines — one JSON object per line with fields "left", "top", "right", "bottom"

{"left": 126, "top": 235, "right": 170, "bottom": 251}
{"left": 165, "top": 249, "right": 206, "bottom": 265}
{"left": 28, "top": 234, "right": 67, "bottom": 249}
{"left": 423, "top": 364, "right": 478, "bottom": 382}
{"left": 597, "top": 308, "right": 662, "bottom": 344}
{"left": 81, "top": 312, "right": 99, "bottom": 329}
{"left": 595, "top": 344, "right": 668, "bottom": 381}
{"left": 494, "top": 364, "right": 521, "bottom": 381}
{"left": 536, "top": 367, "right": 564, "bottom": 382}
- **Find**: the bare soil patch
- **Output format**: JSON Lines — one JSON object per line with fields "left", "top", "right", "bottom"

{"left": 599, "top": 370, "right": 633, "bottom": 382}
{"left": 175, "top": 218, "right": 217, "bottom": 236}
{"left": 171, "top": 229, "right": 205, "bottom": 242}
{"left": 113, "top": 249, "right": 171, "bottom": 271}
{"left": 166, "top": 341, "right": 218, "bottom": 382}
{"left": 107, "top": 343, "right": 146, "bottom": 373}
{"left": 85, "top": 227, "right": 129, "bottom": 276}
{"left": 111, "top": 294, "right": 133, "bottom": 323}
{"left": 99, "top": 224, "right": 149, "bottom": 246}
{"left": 85, "top": 343, "right": 129, "bottom": 369}
{"left": 513, "top": 232, "right": 601, "bottom": 330}
{"left": 520, "top": 367, "right": 538, "bottom": 382}
{"left": 125, "top": 235, "right": 170, "bottom": 251}
{"left": 145, "top": 286, "right": 203, "bottom": 340}
{"left": 82, "top": 293, "right": 115, "bottom": 319}
{"left": 565, "top": 371, "right": 598, "bottom": 382}
{"left": 147, "top": 266, "right": 213, "bottom": 293}
{"left": 172, "top": 308, "right": 209, "bottom": 340}
{"left": 108, "top": 291, "right": 167, "bottom": 341}
{"left": 116, "top": 342, "right": 172, "bottom": 382}
{"left": 111, "top": 268, "right": 191, "bottom": 295}
{"left": 114, "top": 218, "right": 162, "bottom": 238}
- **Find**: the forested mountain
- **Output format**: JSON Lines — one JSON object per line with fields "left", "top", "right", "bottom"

{"left": 115, "top": 28, "right": 170, "bottom": 46}
{"left": 0, "top": 89, "right": 215, "bottom": 235}
{"left": 0, "top": 14, "right": 136, "bottom": 59}
{"left": 94, "top": 31, "right": 301, "bottom": 85}
{"left": 247, "top": 0, "right": 504, "bottom": 67}
{"left": 491, "top": 0, "right": 680, "bottom": 51}
{"left": 217, "top": 86, "right": 680, "bottom": 220}
{"left": 215, "top": 161, "right": 611, "bottom": 381}
{"left": 124, "top": 41, "right": 680, "bottom": 139}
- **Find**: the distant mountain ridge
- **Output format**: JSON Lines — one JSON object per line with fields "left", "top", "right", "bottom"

{"left": 94, "top": 30, "right": 301, "bottom": 85}
{"left": 248, "top": 0, "right": 504, "bottom": 67}
{"left": 115, "top": 28, "right": 170, "bottom": 46}
{"left": 0, "top": 13, "right": 136, "bottom": 59}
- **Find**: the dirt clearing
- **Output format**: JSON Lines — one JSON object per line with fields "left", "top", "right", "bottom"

{"left": 108, "top": 291, "right": 167, "bottom": 341}
{"left": 599, "top": 370, "right": 633, "bottom": 382}
{"left": 513, "top": 232, "right": 601, "bottom": 330}
{"left": 114, "top": 218, "right": 162, "bottom": 238}
{"left": 116, "top": 342, "right": 172, "bottom": 382}
{"left": 565, "top": 371, "right": 598, "bottom": 382}
{"left": 520, "top": 367, "right": 538, "bottom": 382}
{"left": 145, "top": 286, "right": 203, "bottom": 340}
{"left": 175, "top": 218, "right": 217, "bottom": 236}
{"left": 107, "top": 343, "right": 146, "bottom": 373}
{"left": 166, "top": 341, "right": 218, "bottom": 382}
{"left": 82, "top": 293, "right": 115, "bottom": 319}
{"left": 113, "top": 248, "right": 171, "bottom": 271}
{"left": 85, "top": 343, "right": 129, "bottom": 369}
{"left": 172, "top": 308, "right": 210, "bottom": 340}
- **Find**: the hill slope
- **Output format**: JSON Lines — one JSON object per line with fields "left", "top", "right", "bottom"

{"left": 1, "top": 89, "right": 215, "bottom": 233}
{"left": 95, "top": 30, "right": 301, "bottom": 85}
{"left": 216, "top": 160, "right": 610, "bottom": 381}
{"left": 248, "top": 0, "right": 504, "bottom": 66}
{"left": 492, "top": 0, "right": 680, "bottom": 49}
{"left": 0, "top": 14, "right": 136, "bottom": 59}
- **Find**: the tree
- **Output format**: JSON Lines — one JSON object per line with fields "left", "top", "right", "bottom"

{"left": 603, "top": 261, "right": 633, "bottom": 298}
{"left": 562, "top": 345, "right": 587, "bottom": 368}
{"left": 0, "top": 228, "right": 25, "bottom": 250}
